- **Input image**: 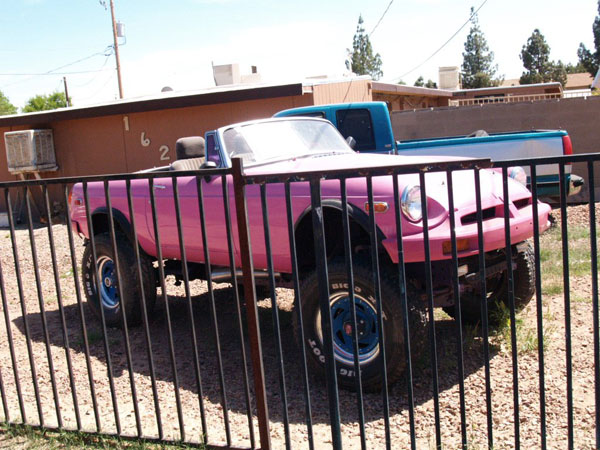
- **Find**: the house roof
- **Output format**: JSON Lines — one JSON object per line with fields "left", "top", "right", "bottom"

{"left": 0, "top": 81, "right": 305, "bottom": 127}
{"left": 566, "top": 73, "right": 594, "bottom": 90}
{"left": 371, "top": 82, "right": 454, "bottom": 98}
{"left": 501, "top": 73, "right": 594, "bottom": 90}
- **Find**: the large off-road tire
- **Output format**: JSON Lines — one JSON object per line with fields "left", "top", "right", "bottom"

{"left": 82, "top": 232, "right": 156, "bottom": 327}
{"left": 445, "top": 241, "right": 535, "bottom": 326}
{"left": 294, "top": 259, "right": 427, "bottom": 392}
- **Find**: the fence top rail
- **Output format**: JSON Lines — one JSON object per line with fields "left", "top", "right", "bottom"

{"left": 0, "top": 167, "right": 233, "bottom": 189}
{"left": 239, "top": 152, "right": 600, "bottom": 185}
{"left": 0, "top": 152, "right": 597, "bottom": 190}
{"left": 491, "top": 152, "right": 600, "bottom": 168}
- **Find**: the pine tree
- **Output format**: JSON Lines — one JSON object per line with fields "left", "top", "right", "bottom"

{"left": 414, "top": 76, "right": 437, "bottom": 88}
{"left": 346, "top": 15, "right": 383, "bottom": 80}
{"left": 577, "top": 0, "right": 600, "bottom": 77}
{"left": 519, "top": 29, "right": 567, "bottom": 86}
{"left": 461, "top": 7, "right": 500, "bottom": 88}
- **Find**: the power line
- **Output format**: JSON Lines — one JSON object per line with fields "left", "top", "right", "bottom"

{"left": 369, "top": 0, "right": 394, "bottom": 36}
{"left": 0, "top": 47, "right": 113, "bottom": 90}
{"left": 388, "top": 0, "right": 490, "bottom": 82}
{"left": 0, "top": 68, "right": 112, "bottom": 76}
{"left": 71, "top": 55, "right": 113, "bottom": 88}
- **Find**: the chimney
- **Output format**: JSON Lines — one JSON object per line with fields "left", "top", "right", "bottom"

{"left": 439, "top": 66, "right": 461, "bottom": 90}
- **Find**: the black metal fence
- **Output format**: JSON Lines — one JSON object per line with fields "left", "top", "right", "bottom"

{"left": 0, "top": 153, "right": 597, "bottom": 449}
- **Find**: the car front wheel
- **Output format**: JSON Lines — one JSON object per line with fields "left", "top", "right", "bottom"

{"left": 444, "top": 241, "right": 536, "bottom": 326}
{"left": 295, "top": 259, "right": 427, "bottom": 392}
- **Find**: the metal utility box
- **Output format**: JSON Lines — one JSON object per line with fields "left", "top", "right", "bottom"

{"left": 4, "top": 129, "right": 58, "bottom": 174}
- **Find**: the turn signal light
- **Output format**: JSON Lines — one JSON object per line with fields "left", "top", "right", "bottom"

{"left": 442, "top": 239, "right": 470, "bottom": 255}
{"left": 364, "top": 202, "right": 389, "bottom": 213}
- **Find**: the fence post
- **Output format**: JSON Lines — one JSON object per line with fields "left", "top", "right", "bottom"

{"left": 232, "top": 158, "right": 271, "bottom": 450}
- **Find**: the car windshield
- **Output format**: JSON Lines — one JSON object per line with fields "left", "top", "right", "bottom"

{"left": 222, "top": 119, "right": 353, "bottom": 165}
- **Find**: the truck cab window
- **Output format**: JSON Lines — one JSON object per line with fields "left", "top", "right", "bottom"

{"left": 335, "top": 108, "right": 375, "bottom": 152}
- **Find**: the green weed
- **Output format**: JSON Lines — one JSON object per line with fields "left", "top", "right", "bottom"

{"left": 0, "top": 422, "right": 203, "bottom": 449}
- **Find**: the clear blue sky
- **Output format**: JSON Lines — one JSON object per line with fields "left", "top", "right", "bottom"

{"left": 1, "top": 0, "right": 597, "bottom": 110}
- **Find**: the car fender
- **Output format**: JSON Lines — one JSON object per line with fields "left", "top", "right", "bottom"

{"left": 295, "top": 199, "right": 387, "bottom": 243}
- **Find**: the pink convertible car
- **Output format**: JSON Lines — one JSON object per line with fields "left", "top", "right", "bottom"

{"left": 70, "top": 117, "right": 551, "bottom": 390}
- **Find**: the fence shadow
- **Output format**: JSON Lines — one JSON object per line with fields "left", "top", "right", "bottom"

{"left": 12, "top": 282, "right": 498, "bottom": 428}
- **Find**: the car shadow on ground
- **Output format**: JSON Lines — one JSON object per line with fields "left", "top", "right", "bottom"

{"left": 12, "top": 283, "right": 498, "bottom": 429}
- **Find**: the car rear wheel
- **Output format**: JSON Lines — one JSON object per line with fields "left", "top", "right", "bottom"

{"left": 82, "top": 232, "right": 156, "bottom": 327}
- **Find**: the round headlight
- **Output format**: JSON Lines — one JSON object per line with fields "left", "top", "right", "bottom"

{"left": 508, "top": 166, "right": 527, "bottom": 187}
{"left": 401, "top": 185, "right": 422, "bottom": 222}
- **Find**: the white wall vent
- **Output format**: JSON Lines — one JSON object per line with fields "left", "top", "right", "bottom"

{"left": 4, "top": 129, "right": 58, "bottom": 174}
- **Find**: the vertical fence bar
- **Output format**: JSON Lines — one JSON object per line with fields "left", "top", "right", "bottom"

{"left": 260, "top": 184, "right": 291, "bottom": 449}
{"left": 193, "top": 176, "right": 230, "bottom": 445}
{"left": 5, "top": 188, "right": 43, "bottom": 425}
{"left": 83, "top": 182, "right": 121, "bottom": 434}
{"left": 308, "top": 177, "right": 342, "bottom": 449}
{"left": 25, "top": 187, "right": 63, "bottom": 429}
{"left": 474, "top": 169, "right": 493, "bottom": 448}
{"left": 24, "top": 187, "right": 62, "bottom": 428}
{"left": 0, "top": 249, "right": 25, "bottom": 423}
{"left": 501, "top": 167, "right": 520, "bottom": 449}
{"left": 588, "top": 161, "right": 599, "bottom": 450}
{"left": 418, "top": 171, "right": 441, "bottom": 449}
{"left": 103, "top": 180, "right": 142, "bottom": 437}
{"left": 125, "top": 179, "right": 163, "bottom": 439}
{"left": 341, "top": 178, "right": 366, "bottom": 450}
{"left": 232, "top": 158, "right": 271, "bottom": 450}
{"left": 64, "top": 184, "right": 101, "bottom": 432}
{"left": 0, "top": 366, "right": 7, "bottom": 422}
{"left": 366, "top": 176, "right": 391, "bottom": 448}
{"left": 284, "top": 180, "right": 314, "bottom": 450}
{"left": 221, "top": 175, "right": 256, "bottom": 449}
{"left": 172, "top": 176, "right": 211, "bottom": 442}
{"left": 42, "top": 185, "right": 81, "bottom": 430}
{"left": 445, "top": 170, "right": 467, "bottom": 449}
{"left": 559, "top": 163, "right": 574, "bottom": 450}
{"left": 0, "top": 190, "right": 26, "bottom": 424}
{"left": 529, "top": 165, "right": 547, "bottom": 450}
{"left": 147, "top": 178, "right": 186, "bottom": 440}
{"left": 392, "top": 172, "right": 417, "bottom": 450}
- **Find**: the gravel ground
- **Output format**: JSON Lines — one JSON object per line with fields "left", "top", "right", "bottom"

{"left": 0, "top": 203, "right": 597, "bottom": 449}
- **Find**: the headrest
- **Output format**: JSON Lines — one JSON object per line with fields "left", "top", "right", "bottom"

{"left": 176, "top": 136, "right": 205, "bottom": 160}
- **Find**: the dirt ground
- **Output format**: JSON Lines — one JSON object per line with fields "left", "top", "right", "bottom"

{"left": 0, "top": 204, "right": 598, "bottom": 449}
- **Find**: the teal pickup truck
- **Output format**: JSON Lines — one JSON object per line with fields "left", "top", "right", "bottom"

{"left": 275, "top": 102, "right": 584, "bottom": 199}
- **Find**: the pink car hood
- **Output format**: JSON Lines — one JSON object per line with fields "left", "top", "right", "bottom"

{"left": 242, "top": 152, "right": 526, "bottom": 215}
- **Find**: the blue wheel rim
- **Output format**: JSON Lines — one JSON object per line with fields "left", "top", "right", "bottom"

{"left": 317, "top": 291, "right": 380, "bottom": 366}
{"left": 97, "top": 256, "right": 119, "bottom": 309}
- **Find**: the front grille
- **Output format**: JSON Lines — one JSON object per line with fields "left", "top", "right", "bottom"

{"left": 461, "top": 207, "right": 497, "bottom": 225}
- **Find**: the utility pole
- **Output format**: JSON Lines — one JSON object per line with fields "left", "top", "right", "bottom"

{"left": 63, "top": 77, "right": 71, "bottom": 106}
{"left": 109, "top": 0, "right": 124, "bottom": 98}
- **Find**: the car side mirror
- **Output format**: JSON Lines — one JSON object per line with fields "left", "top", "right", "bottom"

{"left": 346, "top": 136, "right": 357, "bottom": 150}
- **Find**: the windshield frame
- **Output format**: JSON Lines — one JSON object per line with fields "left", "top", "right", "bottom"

{"left": 216, "top": 117, "right": 354, "bottom": 168}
